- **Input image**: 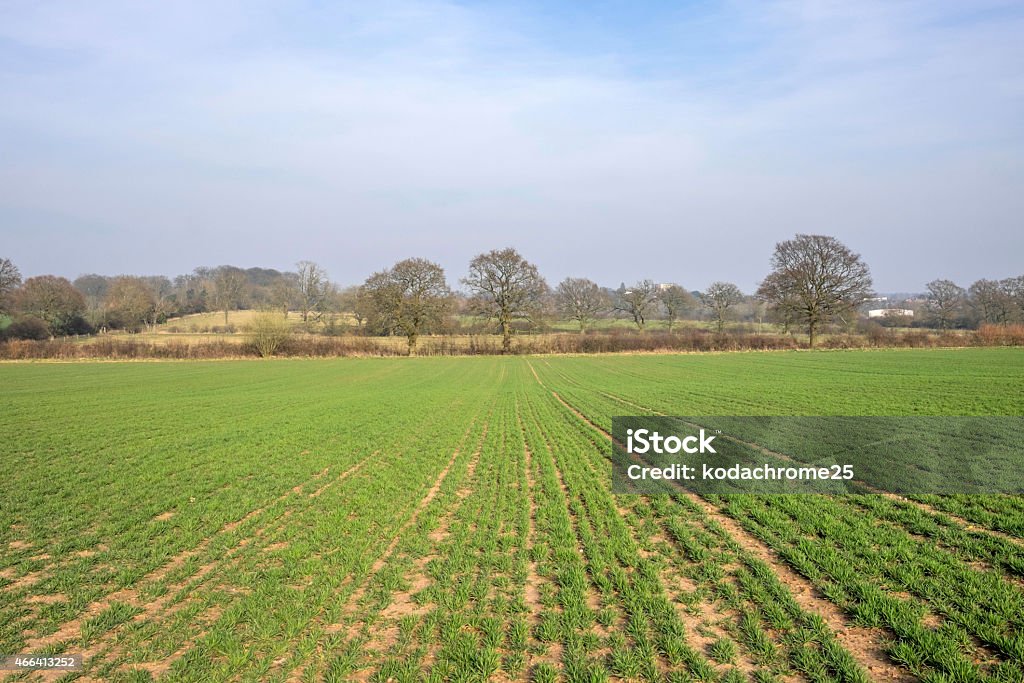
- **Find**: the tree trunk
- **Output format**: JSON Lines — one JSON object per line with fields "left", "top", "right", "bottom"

{"left": 224, "top": 308, "right": 229, "bottom": 326}
{"left": 808, "top": 320, "right": 817, "bottom": 348}
{"left": 501, "top": 320, "right": 511, "bottom": 353}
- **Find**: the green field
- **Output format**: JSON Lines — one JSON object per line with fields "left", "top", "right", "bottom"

{"left": 2, "top": 349, "right": 1024, "bottom": 682}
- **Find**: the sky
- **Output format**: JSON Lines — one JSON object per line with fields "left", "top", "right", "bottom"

{"left": 1, "top": 0, "right": 1023, "bottom": 293}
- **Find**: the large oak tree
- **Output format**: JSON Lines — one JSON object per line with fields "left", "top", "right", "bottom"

{"left": 658, "top": 285, "right": 694, "bottom": 332}
{"left": 757, "top": 234, "right": 873, "bottom": 347}
{"left": 613, "top": 280, "right": 659, "bottom": 330}
{"left": 925, "top": 279, "right": 966, "bottom": 329}
{"left": 363, "top": 258, "right": 452, "bottom": 353}
{"left": 462, "top": 248, "right": 547, "bottom": 353}
{"left": 700, "top": 282, "right": 744, "bottom": 333}
{"left": 555, "top": 277, "right": 607, "bottom": 332}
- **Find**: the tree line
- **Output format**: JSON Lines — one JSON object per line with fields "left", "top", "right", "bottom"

{"left": 0, "top": 262, "right": 336, "bottom": 338}
{"left": 2, "top": 234, "right": 1022, "bottom": 351}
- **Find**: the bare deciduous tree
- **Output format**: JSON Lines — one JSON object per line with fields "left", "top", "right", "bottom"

{"left": 211, "top": 267, "right": 247, "bottom": 325}
{"left": 270, "top": 273, "right": 299, "bottom": 318}
{"left": 925, "top": 279, "right": 966, "bottom": 329}
{"left": 354, "top": 286, "right": 376, "bottom": 330}
{"left": 701, "top": 281, "right": 744, "bottom": 333}
{"left": 0, "top": 257, "right": 23, "bottom": 313}
{"left": 1001, "top": 276, "right": 1024, "bottom": 323}
{"left": 73, "top": 274, "right": 110, "bottom": 328}
{"left": 555, "top": 277, "right": 607, "bottom": 331}
{"left": 658, "top": 284, "right": 694, "bottom": 332}
{"left": 172, "top": 272, "right": 208, "bottom": 315}
{"left": 333, "top": 286, "right": 360, "bottom": 328}
{"left": 16, "top": 276, "right": 87, "bottom": 335}
{"left": 143, "top": 275, "right": 174, "bottom": 330}
{"left": 462, "top": 248, "right": 548, "bottom": 353}
{"left": 756, "top": 272, "right": 799, "bottom": 334}
{"left": 104, "top": 276, "right": 156, "bottom": 331}
{"left": 296, "top": 261, "right": 329, "bottom": 324}
{"left": 362, "top": 258, "right": 452, "bottom": 353}
{"left": 614, "top": 280, "right": 659, "bottom": 330}
{"left": 756, "top": 234, "right": 873, "bottom": 347}
{"left": 969, "top": 278, "right": 1019, "bottom": 324}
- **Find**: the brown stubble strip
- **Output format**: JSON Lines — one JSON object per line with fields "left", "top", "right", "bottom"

{"left": 547, "top": 387, "right": 913, "bottom": 683}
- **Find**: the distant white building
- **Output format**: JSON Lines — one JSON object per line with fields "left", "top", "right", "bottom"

{"left": 867, "top": 309, "right": 914, "bottom": 318}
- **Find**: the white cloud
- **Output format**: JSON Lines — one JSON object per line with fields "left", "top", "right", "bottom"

{"left": 1, "top": 1, "right": 1022, "bottom": 289}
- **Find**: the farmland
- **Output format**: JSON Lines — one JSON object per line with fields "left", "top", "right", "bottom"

{"left": 2, "top": 349, "right": 1024, "bottom": 682}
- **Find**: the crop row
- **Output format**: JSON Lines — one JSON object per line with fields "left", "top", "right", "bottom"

{"left": 531, "top": 355, "right": 1024, "bottom": 682}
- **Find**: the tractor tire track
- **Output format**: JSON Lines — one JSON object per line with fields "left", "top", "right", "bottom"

{"left": 539, "top": 381, "right": 910, "bottom": 682}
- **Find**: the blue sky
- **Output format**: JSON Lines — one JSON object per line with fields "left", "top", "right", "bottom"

{"left": 1, "top": 0, "right": 1022, "bottom": 291}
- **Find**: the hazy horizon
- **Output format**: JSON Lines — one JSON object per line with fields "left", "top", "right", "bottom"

{"left": 3, "top": 1, "right": 1023, "bottom": 292}
{"left": 0, "top": 258, "right": 960, "bottom": 299}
